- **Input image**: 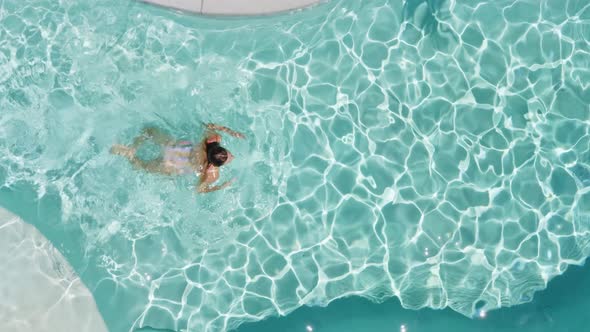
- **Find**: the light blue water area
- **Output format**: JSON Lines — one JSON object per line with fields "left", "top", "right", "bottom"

{"left": 0, "top": 0, "right": 590, "bottom": 331}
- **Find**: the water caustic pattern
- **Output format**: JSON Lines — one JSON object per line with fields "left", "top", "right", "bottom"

{"left": 1, "top": 0, "right": 590, "bottom": 331}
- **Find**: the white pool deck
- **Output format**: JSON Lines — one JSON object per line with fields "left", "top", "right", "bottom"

{"left": 141, "top": 0, "right": 322, "bottom": 15}
{"left": 0, "top": 208, "right": 107, "bottom": 332}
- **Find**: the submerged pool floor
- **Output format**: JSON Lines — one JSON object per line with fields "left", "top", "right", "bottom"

{"left": 0, "top": 0, "right": 589, "bottom": 331}
{"left": 0, "top": 209, "right": 107, "bottom": 332}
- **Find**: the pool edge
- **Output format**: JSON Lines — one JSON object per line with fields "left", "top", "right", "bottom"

{"left": 140, "top": 0, "right": 323, "bottom": 16}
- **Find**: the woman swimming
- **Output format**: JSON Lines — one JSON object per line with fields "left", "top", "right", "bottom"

{"left": 110, "top": 123, "right": 245, "bottom": 193}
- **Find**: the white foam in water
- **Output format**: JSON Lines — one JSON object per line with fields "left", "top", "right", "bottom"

{"left": 0, "top": 208, "right": 107, "bottom": 332}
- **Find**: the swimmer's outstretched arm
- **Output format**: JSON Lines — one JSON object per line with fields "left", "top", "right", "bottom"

{"left": 197, "top": 179, "right": 232, "bottom": 193}
{"left": 205, "top": 123, "right": 246, "bottom": 139}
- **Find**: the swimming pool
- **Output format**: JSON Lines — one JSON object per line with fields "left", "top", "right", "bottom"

{"left": 0, "top": 0, "right": 589, "bottom": 331}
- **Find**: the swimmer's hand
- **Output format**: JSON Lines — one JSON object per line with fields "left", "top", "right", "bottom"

{"left": 206, "top": 123, "right": 246, "bottom": 139}
{"left": 232, "top": 132, "right": 246, "bottom": 139}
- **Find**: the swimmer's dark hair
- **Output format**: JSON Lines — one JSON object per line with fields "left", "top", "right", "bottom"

{"left": 207, "top": 142, "right": 228, "bottom": 167}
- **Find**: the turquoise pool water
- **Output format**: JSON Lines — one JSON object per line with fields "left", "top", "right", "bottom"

{"left": 1, "top": 0, "right": 589, "bottom": 331}
{"left": 237, "top": 258, "right": 590, "bottom": 332}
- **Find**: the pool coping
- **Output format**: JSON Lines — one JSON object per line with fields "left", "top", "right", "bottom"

{"left": 140, "top": 0, "right": 323, "bottom": 16}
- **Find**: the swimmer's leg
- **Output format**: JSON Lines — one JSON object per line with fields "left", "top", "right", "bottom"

{"left": 141, "top": 126, "right": 174, "bottom": 146}
{"left": 131, "top": 133, "right": 148, "bottom": 149}
{"left": 116, "top": 127, "right": 173, "bottom": 153}
{"left": 110, "top": 144, "right": 135, "bottom": 158}
{"left": 110, "top": 145, "right": 168, "bottom": 174}
{"left": 129, "top": 157, "right": 167, "bottom": 174}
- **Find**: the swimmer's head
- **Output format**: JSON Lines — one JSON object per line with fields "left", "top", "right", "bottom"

{"left": 207, "top": 143, "right": 233, "bottom": 167}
